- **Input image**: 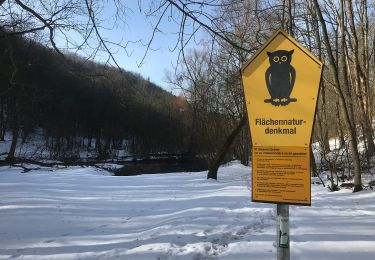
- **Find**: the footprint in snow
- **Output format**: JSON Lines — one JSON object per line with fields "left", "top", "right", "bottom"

{"left": 121, "top": 217, "right": 132, "bottom": 223}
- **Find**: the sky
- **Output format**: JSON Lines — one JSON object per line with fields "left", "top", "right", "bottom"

{"left": 48, "top": 0, "right": 208, "bottom": 94}
{"left": 48, "top": 1, "right": 209, "bottom": 94}
{"left": 100, "top": 1, "right": 197, "bottom": 94}
{"left": 51, "top": 1, "right": 186, "bottom": 93}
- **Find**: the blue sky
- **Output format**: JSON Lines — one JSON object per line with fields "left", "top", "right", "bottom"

{"left": 101, "top": 1, "right": 191, "bottom": 93}
{"left": 50, "top": 1, "right": 210, "bottom": 93}
{"left": 52, "top": 1, "right": 206, "bottom": 93}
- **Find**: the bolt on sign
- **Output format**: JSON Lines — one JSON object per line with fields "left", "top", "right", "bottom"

{"left": 242, "top": 29, "right": 323, "bottom": 205}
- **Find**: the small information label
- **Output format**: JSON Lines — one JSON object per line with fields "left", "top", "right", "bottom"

{"left": 252, "top": 146, "right": 311, "bottom": 205}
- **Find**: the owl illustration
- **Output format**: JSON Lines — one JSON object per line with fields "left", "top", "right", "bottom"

{"left": 264, "top": 50, "right": 296, "bottom": 106}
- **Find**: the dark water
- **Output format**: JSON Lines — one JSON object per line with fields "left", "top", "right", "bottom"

{"left": 114, "top": 156, "right": 208, "bottom": 176}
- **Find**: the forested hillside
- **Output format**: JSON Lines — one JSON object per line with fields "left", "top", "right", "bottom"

{"left": 0, "top": 33, "right": 192, "bottom": 161}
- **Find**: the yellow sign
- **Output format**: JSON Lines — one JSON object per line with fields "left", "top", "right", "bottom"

{"left": 242, "top": 29, "right": 323, "bottom": 147}
{"left": 242, "top": 30, "right": 322, "bottom": 205}
{"left": 252, "top": 146, "right": 310, "bottom": 205}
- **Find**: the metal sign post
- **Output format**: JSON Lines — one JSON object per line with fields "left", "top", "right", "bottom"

{"left": 277, "top": 204, "right": 290, "bottom": 260}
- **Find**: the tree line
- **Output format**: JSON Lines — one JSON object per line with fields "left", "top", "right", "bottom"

{"left": 0, "top": 33, "right": 196, "bottom": 161}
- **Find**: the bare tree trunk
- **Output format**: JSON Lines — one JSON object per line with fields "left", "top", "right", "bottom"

{"left": 207, "top": 116, "right": 247, "bottom": 180}
{"left": 346, "top": 0, "right": 375, "bottom": 157}
{"left": 287, "top": 0, "right": 294, "bottom": 36}
{"left": 310, "top": 4, "right": 330, "bottom": 154}
{"left": 0, "top": 98, "right": 5, "bottom": 141}
{"left": 2, "top": 30, "right": 19, "bottom": 163}
{"left": 313, "top": 0, "right": 362, "bottom": 192}
{"left": 6, "top": 109, "right": 18, "bottom": 162}
{"left": 336, "top": 102, "right": 346, "bottom": 148}
{"left": 310, "top": 146, "right": 318, "bottom": 177}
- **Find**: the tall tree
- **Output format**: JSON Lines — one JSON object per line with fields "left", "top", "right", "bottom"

{"left": 312, "top": 0, "right": 363, "bottom": 192}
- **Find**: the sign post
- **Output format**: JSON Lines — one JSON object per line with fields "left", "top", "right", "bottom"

{"left": 277, "top": 204, "right": 289, "bottom": 259}
{"left": 241, "top": 29, "right": 323, "bottom": 259}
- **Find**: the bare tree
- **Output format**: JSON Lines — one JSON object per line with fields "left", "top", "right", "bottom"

{"left": 312, "top": 0, "right": 364, "bottom": 192}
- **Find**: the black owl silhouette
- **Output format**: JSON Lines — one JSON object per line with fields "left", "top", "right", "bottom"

{"left": 264, "top": 50, "right": 296, "bottom": 106}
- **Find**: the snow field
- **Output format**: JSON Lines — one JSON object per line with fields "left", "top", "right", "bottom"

{"left": 0, "top": 163, "right": 374, "bottom": 259}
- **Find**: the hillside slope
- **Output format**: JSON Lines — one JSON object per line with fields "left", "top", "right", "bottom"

{"left": 0, "top": 34, "right": 190, "bottom": 160}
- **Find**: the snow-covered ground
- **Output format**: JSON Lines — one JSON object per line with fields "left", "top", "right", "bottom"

{"left": 0, "top": 163, "right": 374, "bottom": 260}
{"left": 0, "top": 131, "right": 131, "bottom": 162}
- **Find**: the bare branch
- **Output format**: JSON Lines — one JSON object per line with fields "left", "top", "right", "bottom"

{"left": 166, "top": 0, "right": 254, "bottom": 53}
{"left": 13, "top": 0, "right": 65, "bottom": 59}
